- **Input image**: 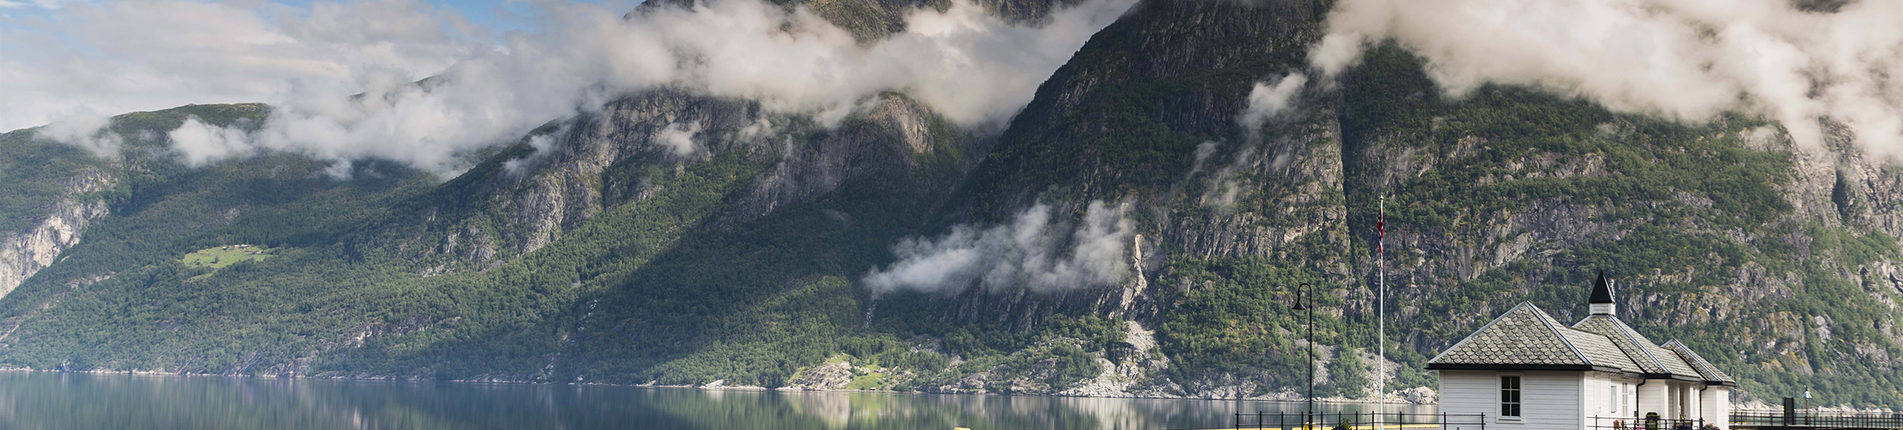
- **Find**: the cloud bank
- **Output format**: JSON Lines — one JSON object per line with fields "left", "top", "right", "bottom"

{"left": 7, "top": 0, "right": 478, "bottom": 152}
{"left": 864, "top": 201, "right": 1135, "bottom": 294}
{"left": 1311, "top": 0, "right": 1903, "bottom": 159}
{"left": 8, "top": 0, "right": 1137, "bottom": 174}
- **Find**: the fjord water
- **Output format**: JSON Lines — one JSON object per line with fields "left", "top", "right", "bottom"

{"left": 0, "top": 372, "right": 1431, "bottom": 429}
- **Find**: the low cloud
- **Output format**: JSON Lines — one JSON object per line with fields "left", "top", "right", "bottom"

{"left": 32, "top": 108, "right": 122, "bottom": 158}
{"left": 1199, "top": 144, "right": 1256, "bottom": 210}
{"left": 501, "top": 133, "right": 559, "bottom": 177}
{"left": 654, "top": 122, "right": 703, "bottom": 157}
{"left": 865, "top": 201, "right": 1135, "bottom": 294}
{"left": 168, "top": 117, "right": 252, "bottom": 166}
{"left": 1238, "top": 72, "right": 1308, "bottom": 137}
{"left": 1312, "top": 0, "right": 1903, "bottom": 159}
{"left": 8, "top": 0, "right": 1137, "bottom": 175}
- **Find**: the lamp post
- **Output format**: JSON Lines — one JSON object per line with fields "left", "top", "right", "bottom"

{"left": 1291, "top": 282, "right": 1315, "bottom": 429}
{"left": 1804, "top": 390, "right": 1812, "bottom": 425}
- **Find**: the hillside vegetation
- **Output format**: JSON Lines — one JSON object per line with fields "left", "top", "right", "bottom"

{"left": 0, "top": 0, "right": 1897, "bottom": 408}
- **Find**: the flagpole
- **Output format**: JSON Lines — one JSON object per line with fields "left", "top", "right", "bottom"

{"left": 1378, "top": 195, "right": 1386, "bottom": 430}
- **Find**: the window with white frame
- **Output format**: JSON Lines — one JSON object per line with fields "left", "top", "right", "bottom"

{"left": 1612, "top": 384, "right": 1621, "bottom": 414}
{"left": 1501, "top": 375, "right": 1522, "bottom": 417}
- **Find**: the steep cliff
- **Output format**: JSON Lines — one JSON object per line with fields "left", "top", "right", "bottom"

{"left": 0, "top": 0, "right": 1897, "bottom": 408}
{"left": 0, "top": 169, "right": 111, "bottom": 297}
{"left": 913, "top": 0, "right": 1903, "bottom": 402}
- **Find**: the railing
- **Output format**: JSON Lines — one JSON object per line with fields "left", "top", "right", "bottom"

{"left": 1190, "top": 410, "right": 1903, "bottom": 430}
{"left": 1590, "top": 416, "right": 1709, "bottom": 430}
{"left": 1731, "top": 411, "right": 1903, "bottom": 429}
{"left": 1208, "top": 411, "right": 1487, "bottom": 430}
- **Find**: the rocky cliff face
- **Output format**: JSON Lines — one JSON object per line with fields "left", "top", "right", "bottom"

{"left": 0, "top": 169, "right": 112, "bottom": 297}
{"left": 0, "top": 0, "right": 1898, "bottom": 407}
{"left": 383, "top": 87, "right": 977, "bottom": 270}
{"left": 932, "top": 0, "right": 1351, "bottom": 397}
{"left": 938, "top": 0, "right": 1903, "bottom": 402}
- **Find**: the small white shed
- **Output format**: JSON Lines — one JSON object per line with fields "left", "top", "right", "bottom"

{"left": 1427, "top": 272, "right": 1736, "bottom": 430}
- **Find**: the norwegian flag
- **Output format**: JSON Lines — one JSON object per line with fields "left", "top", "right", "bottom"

{"left": 1376, "top": 214, "right": 1385, "bottom": 254}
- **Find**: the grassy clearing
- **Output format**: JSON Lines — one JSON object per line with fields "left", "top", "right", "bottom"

{"left": 844, "top": 372, "right": 887, "bottom": 390}
{"left": 180, "top": 245, "right": 273, "bottom": 269}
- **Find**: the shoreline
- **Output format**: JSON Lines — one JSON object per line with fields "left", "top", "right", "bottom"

{"left": 7, "top": 367, "right": 1896, "bottom": 413}
{"left": 0, "top": 366, "right": 1431, "bottom": 405}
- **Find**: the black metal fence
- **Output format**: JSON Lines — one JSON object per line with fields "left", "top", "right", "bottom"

{"left": 1189, "top": 409, "right": 1903, "bottom": 430}
{"left": 1214, "top": 411, "right": 1488, "bottom": 430}
{"left": 1731, "top": 411, "right": 1903, "bottom": 429}
{"left": 1590, "top": 416, "right": 1711, "bottom": 430}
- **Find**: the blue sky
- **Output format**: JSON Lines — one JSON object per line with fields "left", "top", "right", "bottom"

{"left": 429, "top": 0, "right": 543, "bottom": 35}
{"left": 0, "top": 0, "right": 644, "bottom": 131}
{"left": 0, "top": 0, "right": 632, "bottom": 37}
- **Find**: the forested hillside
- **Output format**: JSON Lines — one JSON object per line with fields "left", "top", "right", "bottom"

{"left": 0, "top": 0, "right": 1898, "bottom": 407}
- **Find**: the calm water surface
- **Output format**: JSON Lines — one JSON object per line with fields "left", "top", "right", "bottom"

{"left": 0, "top": 372, "right": 1434, "bottom": 429}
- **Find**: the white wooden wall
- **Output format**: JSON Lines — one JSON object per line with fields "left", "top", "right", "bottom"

{"left": 1579, "top": 371, "right": 1648, "bottom": 428}
{"left": 1636, "top": 380, "right": 1669, "bottom": 420}
{"left": 1440, "top": 370, "right": 1583, "bottom": 430}
{"left": 1699, "top": 387, "right": 1730, "bottom": 430}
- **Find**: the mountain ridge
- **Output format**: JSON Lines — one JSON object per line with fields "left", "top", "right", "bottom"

{"left": 0, "top": 0, "right": 1898, "bottom": 407}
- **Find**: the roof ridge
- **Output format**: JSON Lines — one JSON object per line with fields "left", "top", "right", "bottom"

{"left": 1529, "top": 304, "right": 1596, "bottom": 367}
{"left": 1662, "top": 339, "right": 1737, "bottom": 384}
{"left": 1572, "top": 316, "right": 1665, "bottom": 374}
{"left": 1427, "top": 302, "right": 1537, "bottom": 365}
{"left": 1604, "top": 316, "right": 1672, "bottom": 374}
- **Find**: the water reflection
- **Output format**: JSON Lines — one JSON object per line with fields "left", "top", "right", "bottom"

{"left": 0, "top": 372, "right": 1435, "bottom": 429}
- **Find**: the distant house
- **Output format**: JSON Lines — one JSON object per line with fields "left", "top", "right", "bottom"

{"left": 1427, "top": 272, "right": 1736, "bottom": 430}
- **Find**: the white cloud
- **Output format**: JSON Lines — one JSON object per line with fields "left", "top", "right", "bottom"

{"left": 501, "top": 133, "right": 558, "bottom": 177}
{"left": 32, "top": 107, "right": 122, "bottom": 158}
{"left": 167, "top": 117, "right": 252, "bottom": 166}
{"left": 1238, "top": 72, "right": 1308, "bottom": 137}
{"left": 864, "top": 201, "right": 1135, "bottom": 294}
{"left": 1201, "top": 145, "right": 1254, "bottom": 210}
{"left": 1312, "top": 0, "right": 1903, "bottom": 159}
{"left": 654, "top": 122, "right": 702, "bottom": 157}
{"left": 0, "top": 0, "right": 64, "bottom": 9}
{"left": 5, "top": 0, "right": 1137, "bottom": 175}
{"left": 0, "top": 0, "right": 474, "bottom": 134}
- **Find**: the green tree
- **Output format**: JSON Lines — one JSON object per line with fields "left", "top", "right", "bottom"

{"left": 1327, "top": 349, "right": 1368, "bottom": 399}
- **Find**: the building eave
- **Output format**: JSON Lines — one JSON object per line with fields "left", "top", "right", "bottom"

{"left": 1640, "top": 373, "right": 1709, "bottom": 383}
{"left": 1425, "top": 363, "right": 1623, "bottom": 372}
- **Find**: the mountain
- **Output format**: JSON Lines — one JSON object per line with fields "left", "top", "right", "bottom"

{"left": 1, "top": 0, "right": 1900, "bottom": 407}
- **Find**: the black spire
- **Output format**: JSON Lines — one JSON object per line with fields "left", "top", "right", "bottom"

{"left": 1589, "top": 270, "right": 1614, "bottom": 304}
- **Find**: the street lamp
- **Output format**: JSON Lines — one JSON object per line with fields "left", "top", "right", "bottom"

{"left": 1291, "top": 282, "right": 1315, "bottom": 429}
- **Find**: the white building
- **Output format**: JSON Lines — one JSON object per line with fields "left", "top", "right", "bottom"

{"left": 1427, "top": 272, "right": 1736, "bottom": 430}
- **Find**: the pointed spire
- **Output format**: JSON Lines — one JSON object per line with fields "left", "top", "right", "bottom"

{"left": 1589, "top": 270, "right": 1616, "bottom": 315}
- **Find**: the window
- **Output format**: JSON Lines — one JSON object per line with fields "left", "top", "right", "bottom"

{"left": 1501, "top": 376, "right": 1522, "bottom": 417}
{"left": 1612, "top": 384, "right": 1624, "bottom": 415}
